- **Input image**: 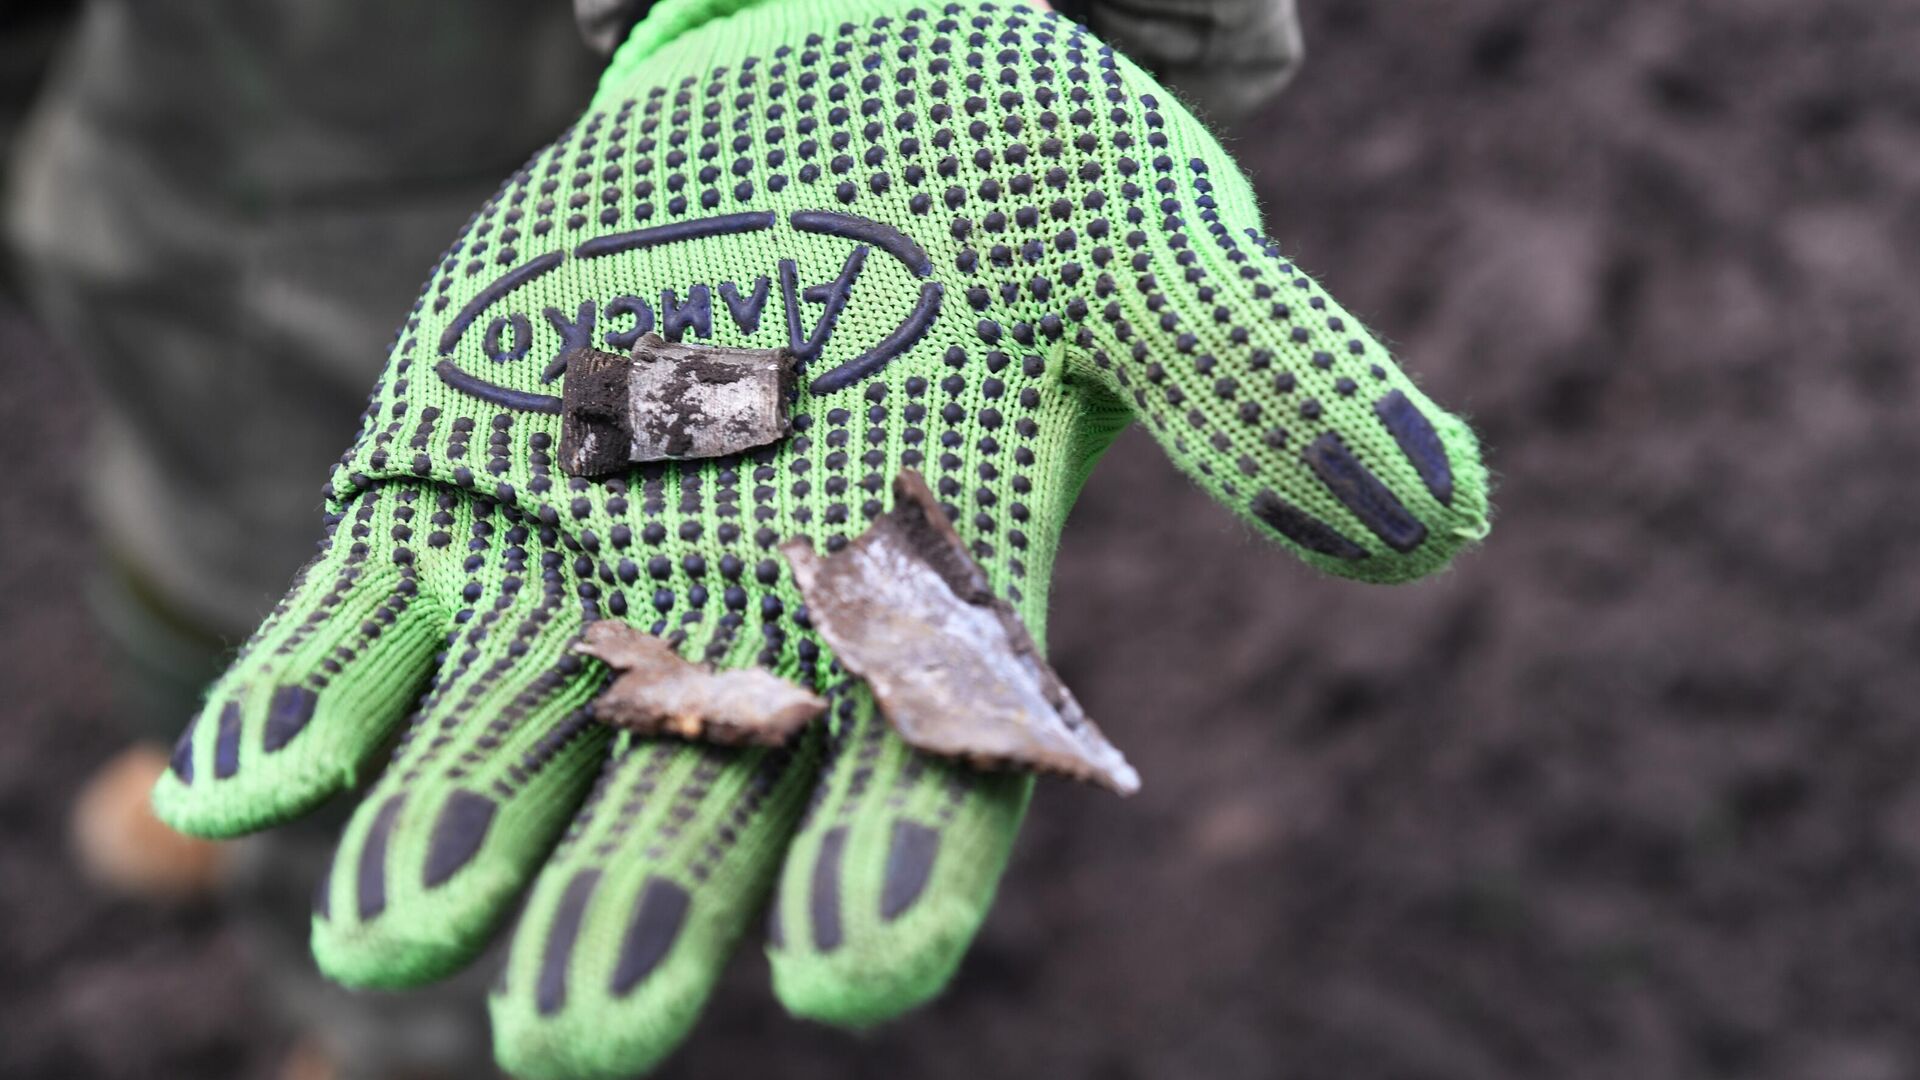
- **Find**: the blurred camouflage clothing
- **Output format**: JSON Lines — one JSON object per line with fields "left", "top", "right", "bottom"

{"left": 577, "top": 0, "right": 1301, "bottom": 124}
{"left": 1056, "top": 0, "right": 1303, "bottom": 124}
{"left": 8, "top": 2, "right": 598, "bottom": 640}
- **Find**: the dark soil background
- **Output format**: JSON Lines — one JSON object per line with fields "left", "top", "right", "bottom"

{"left": 6, "top": 1, "right": 1920, "bottom": 1078}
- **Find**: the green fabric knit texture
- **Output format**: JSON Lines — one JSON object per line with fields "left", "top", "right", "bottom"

{"left": 152, "top": 0, "right": 1490, "bottom": 1076}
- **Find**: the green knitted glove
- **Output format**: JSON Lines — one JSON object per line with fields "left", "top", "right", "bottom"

{"left": 153, "top": 0, "right": 1489, "bottom": 1076}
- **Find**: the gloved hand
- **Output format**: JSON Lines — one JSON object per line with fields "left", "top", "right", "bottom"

{"left": 154, "top": 1, "right": 1489, "bottom": 1076}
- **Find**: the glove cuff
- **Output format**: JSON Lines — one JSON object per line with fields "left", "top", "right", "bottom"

{"left": 595, "top": 0, "right": 992, "bottom": 107}
{"left": 603, "top": 0, "right": 780, "bottom": 74}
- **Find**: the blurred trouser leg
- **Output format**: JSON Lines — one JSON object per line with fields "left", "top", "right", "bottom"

{"left": 63, "top": 560, "right": 231, "bottom": 900}
{"left": 4, "top": 2, "right": 594, "bottom": 1076}
{"left": 8, "top": 1, "right": 596, "bottom": 634}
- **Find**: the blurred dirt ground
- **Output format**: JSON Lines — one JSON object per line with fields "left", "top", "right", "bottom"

{"left": 6, "top": 1, "right": 1920, "bottom": 1078}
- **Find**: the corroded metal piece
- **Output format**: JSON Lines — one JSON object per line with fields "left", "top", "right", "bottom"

{"left": 628, "top": 332, "right": 794, "bottom": 461}
{"left": 575, "top": 622, "right": 826, "bottom": 746}
{"left": 558, "top": 346, "right": 633, "bottom": 477}
{"left": 781, "top": 471, "right": 1141, "bottom": 795}
{"left": 559, "top": 332, "right": 796, "bottom": 476}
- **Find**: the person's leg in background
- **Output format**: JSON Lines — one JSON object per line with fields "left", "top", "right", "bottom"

{"left": 4, "top": 3, "right": 594, "bottom": 1075}
{"left": 1057, "top": 0, "right": 1304, "bottom": 128}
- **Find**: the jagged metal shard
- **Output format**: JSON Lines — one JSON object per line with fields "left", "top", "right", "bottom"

{"left": 559, "top": 331, "right": 796, "bottom": 477}
{"left": 559, "top": 346, "right": 633, "bottom": 477}
{"left": 782, "top": 471, "right": 1141, "bottom": 796}
{"left": 576, "top": 622, "right": 826, "bottom": 746}
{"left": 627, "top": 332, "right": 794, "bottom": 461}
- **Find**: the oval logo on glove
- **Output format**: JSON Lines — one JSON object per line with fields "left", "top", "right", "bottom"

{"left": 431, "top": 210, "right": 943, "bottom": 413}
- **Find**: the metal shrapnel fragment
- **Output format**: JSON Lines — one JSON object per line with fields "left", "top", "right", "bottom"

{"left": 781, "top": 471, "right": 1141, "bottom": 796}
{"left": 576, "top": 622, "right": 826, "bottom": 746}
{"left": 558, "top": 332, "right": 795, "bottom": 477}
{"left": 558, "top": 346, "right": 634, "bottom": 477}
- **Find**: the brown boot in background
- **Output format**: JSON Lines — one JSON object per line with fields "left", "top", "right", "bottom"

{"left": 70, "top": 742, "right": 227, "bottom": 899}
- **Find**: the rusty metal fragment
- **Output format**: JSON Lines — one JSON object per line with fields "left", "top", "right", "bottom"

{"left": 559, "top": 332, "right": 795, "bottom": 476}
{"left": 558, "top": 346, "right": 633, "bottom": 477}
{"left": 576, "top": 622, "right": 826, "bottom": 746}
{"left": 781, "top": 471, "right": 1141, "bottom": 796}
